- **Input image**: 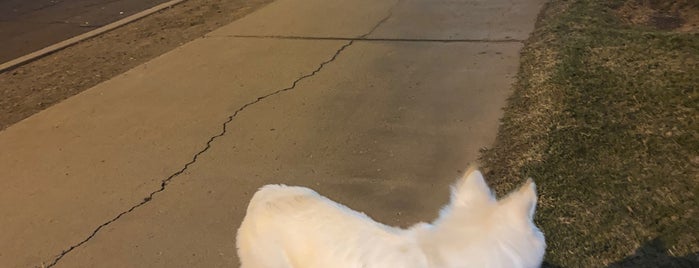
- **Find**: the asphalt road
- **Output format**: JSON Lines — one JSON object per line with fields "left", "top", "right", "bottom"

{"left": 0, "top": 0, "right": 167, "bottom": 63}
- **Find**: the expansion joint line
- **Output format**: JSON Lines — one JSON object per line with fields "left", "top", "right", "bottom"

{"left": 223, "top": 35, "right": 525, "bottom": 43}
{"left": 42, "top": 5, "right": 396, "bottom": 268}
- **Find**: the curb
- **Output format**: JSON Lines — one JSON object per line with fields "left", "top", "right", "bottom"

{"left": 0, "top": 0, "right": 187, "bottom": 73}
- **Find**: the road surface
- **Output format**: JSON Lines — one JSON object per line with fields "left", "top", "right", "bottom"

{"left": 0, "top": 0, "right": 167, "bottom": 63}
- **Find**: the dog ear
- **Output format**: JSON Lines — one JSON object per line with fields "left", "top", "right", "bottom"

{"left": 451, "top": 168, "right": 495, "bottom": 207}
{"left": 500, "top": 178, "right": 538, "bottom": 220}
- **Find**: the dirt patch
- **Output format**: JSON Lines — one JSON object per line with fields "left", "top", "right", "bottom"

{"left": 616, "top": 0, "right": 699, "bottom": 32}
{"left": 0, "top": 0, "right": 273, "bottom": 131}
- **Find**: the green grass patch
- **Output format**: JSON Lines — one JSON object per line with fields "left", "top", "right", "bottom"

{"left": 481, "top": 1, "right": 698, "bottom": 267}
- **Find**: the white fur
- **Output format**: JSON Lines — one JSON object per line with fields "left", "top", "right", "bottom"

{"left": 236, "top": 169, "right": 546, "bottom": 268}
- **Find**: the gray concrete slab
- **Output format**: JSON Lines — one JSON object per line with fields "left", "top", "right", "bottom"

{"left": 208, "top": 0, "right": 544, "bottom": 40}
{"left": 53, "top": 41, "right": 522, "bottom": 267}
{"left": 0, "top": 0, "right": 544, "bottom": 267}
{"left": 0, "top": 38, "right": 345, "bottom": 267}
{"left": 206, "top": 0, "right": 399, "bottom": 38}
{"left": 369, "top": 0, "right": 546, "bottom": 40}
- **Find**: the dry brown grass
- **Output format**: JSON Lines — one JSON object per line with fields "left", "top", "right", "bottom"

{"left": 481, "top": 0, "right": 698, "bottom": 267}
{"left": 616, "top": 0, "right": 699, "bottom": 32}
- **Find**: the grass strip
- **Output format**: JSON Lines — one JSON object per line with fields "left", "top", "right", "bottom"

{"left": 481, "top": 1, "right": 698, "bottom": 266}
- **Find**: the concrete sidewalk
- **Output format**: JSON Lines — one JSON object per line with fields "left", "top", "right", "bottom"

{"left": 0, "top": 0, "right": 544, "bottom": 267}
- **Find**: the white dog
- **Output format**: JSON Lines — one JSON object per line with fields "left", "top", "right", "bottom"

{"left": 236, "top": 167, "right": 546, "bottom": 268}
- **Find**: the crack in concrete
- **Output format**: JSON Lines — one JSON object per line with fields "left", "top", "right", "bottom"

{"left": 216, "top": 35, "right": 525, "bottom": 43}
{"left": 41, "top": 4, "right": 397, "bottom": 268}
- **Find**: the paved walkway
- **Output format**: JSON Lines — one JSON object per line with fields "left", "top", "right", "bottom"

{"left": 0, "top": 0, "right": 544, "bottom": 267}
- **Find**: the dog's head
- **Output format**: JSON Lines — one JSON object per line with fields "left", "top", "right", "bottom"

{"left": 425, "top": 167, "right": 546, "bottom": 267}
